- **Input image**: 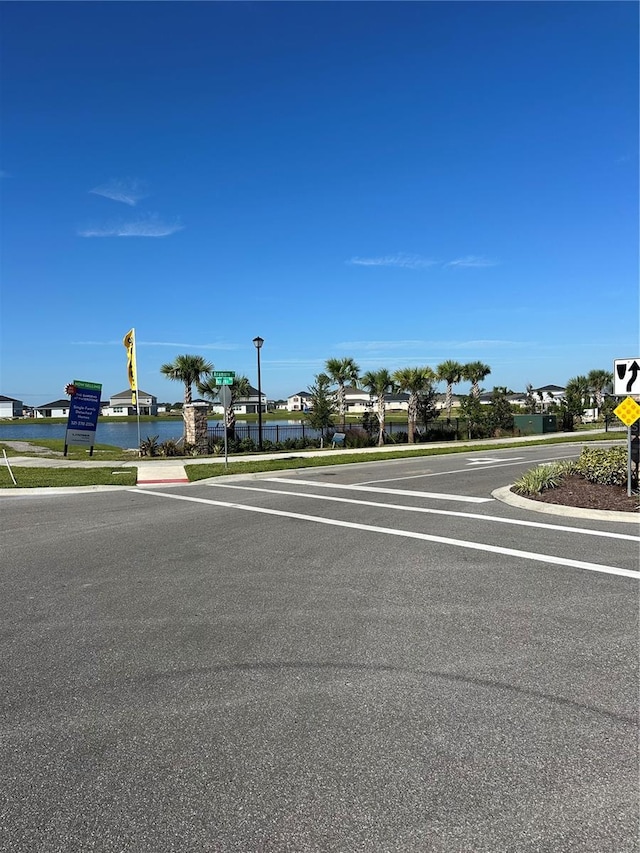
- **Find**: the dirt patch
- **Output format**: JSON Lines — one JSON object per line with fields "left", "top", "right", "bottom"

{"left": 517, "top": 473, "right": 639, "bottom": 513}
{"left": 1, "top": 441, "right": 63, "bottom": 457}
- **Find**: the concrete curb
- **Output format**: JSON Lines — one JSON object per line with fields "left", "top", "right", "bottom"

{"left": 492, "top": 486, "right": 640, "bottom": 524}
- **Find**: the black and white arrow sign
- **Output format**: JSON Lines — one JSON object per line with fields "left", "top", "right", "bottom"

{"left": 614, "top": 358, "right": 640, "bottom": 395}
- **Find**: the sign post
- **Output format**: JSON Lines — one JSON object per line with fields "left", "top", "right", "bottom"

{"left": 218, "top": 385, "right": 232, "bottom": 469}
{"left": 64, "top": 380, "right": 102, "bottom": 456}
{"left": 613, "top": 396, "right": 640, "bottom": 496}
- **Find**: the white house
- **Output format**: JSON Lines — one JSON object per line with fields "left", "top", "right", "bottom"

{"left": 101, "top": 390, "right": 158, "bottom": 416}
{"left": 0, "top": 395, "right": 24, "bottom": 418}
{"left": 286, "top": 391, "right": 313, "bottom": 412}
{"left": 209, "top": 385, "right": 267, "bottom": 416}
{"left": 35, "top": 399, "right": 71, "bottom": 418}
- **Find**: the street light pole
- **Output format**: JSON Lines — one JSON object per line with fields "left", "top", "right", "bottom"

{"left": 253, "top": 336, "right": 264, "bottom": 451}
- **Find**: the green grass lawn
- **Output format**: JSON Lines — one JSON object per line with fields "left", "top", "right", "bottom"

{"left": 0, "top": 466, "right": 137, "bottom": 489}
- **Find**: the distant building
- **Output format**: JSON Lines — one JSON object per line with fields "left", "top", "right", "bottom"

{"left": 0, "top": 395, "right": 24, "bottom": 419}
{"left": 286, "top": 391, "right": 313, "bottom": 412}
{"left": 102, "top": 390, "right": 158, "bottom": 416}
{"left": 208, "top": 385, "right": 266, "bottom": 416}
{"left": 35, "top": 399, "right": 71, "bottom": 418}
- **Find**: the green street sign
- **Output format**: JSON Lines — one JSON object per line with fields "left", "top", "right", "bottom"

{"left": 215, "top": 376, "right": 234, "bottom": 385}
{"left": 213, "top": 371, "right": 235, "bottom": 378}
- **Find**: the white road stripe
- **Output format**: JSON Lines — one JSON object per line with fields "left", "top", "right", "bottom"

{"left": 358, "top": 454, "right": 578, "bottom": 485}
{"left": 207, "top": 483, "right": 640, "bottom": 542}
{"left": 262, "top": 478, "right": 492, "bottom": 503}
{"left": 133, "top": 489, "right": 640, "bottom": 579}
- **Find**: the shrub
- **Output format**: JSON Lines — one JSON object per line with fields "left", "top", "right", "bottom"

{"left": 140, "top": 435, "right": 159, "bottom": 457}
{"left": 576, "top": 446, "right": 627, "bottom": 485}
{"left": 513, "top": 460, "right": 578, "bottom": 496}
{"left": 344, "top": 428, "right": 372, "bottom": 448}
{"left": 160, "top": 439, "right": 181, "bottom": 457}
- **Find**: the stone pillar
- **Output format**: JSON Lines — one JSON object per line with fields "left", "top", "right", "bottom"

{"left": 183, "top": 402, "right": 209, "bottom": 454}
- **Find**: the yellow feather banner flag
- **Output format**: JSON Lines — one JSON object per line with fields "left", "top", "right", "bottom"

{"left": 123, "top": 329, "right": 137, "bottom": 405}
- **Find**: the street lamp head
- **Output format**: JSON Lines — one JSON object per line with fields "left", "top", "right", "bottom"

{"left": 252, "top": 336, "right": 264, "bottom": 350}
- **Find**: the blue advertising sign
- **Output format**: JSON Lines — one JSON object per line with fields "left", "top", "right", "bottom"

{"left": 64, "top": 380, "right": 102, "bottom": 454}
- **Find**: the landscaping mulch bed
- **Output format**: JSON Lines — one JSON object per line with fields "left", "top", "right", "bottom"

{"left": 523, "top": 473, "right": 639, "bottom": 513}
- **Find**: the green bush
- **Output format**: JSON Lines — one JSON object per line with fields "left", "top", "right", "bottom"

{"left": 576, "top": 446, "right": 627, "bottom": 485}
{"left": 513, "top": 460, "right": 577, "bottom": 495}
{"left": 160, "top": 439, "right": 181, "bottom": 457}
{"left": 139, "top": 435, "right": 159, "bottom": 457}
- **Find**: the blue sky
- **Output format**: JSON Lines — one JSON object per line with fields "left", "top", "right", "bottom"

{"left": 1, "top": 1, "right": 637, "bottom": 405}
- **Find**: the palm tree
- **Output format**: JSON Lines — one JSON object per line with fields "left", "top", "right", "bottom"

{"left": 587, "top": 368, "right": 614, "bottom": 417}
{"left": 361, "top": 368, "right": 395, "bottom": 446}
{"left": 198, "top": 374, "right": 251, "bottom": 438}
{"left": 462, "top": 361, "right": 491, "bottom": 399}
{"left": 325, "top": 357, "right": 360, "bottom": 422}
{"left": 393, "top": 366, "right": 437, "bottom": 443}
{"left": 563, "top": 375, "right": 590, "bottom": 428}
{"left": 436, "top": 360, "right": 463, "bottom": 420}
{"left": 160, "top": 354, "right": 213, "bottom": 405}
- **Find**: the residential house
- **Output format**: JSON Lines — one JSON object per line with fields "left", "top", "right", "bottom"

{"left": 35, "top": 399, "right": 71, "bottom": 418}
{"left": 0, "top": 395, "right": 24, "bottom": 418}
{"left": 101, "top": 390, "right": 158, "bottom": 416}
{"left": 209, "top": 385, "right": 266, "bottom": 416}
{"left": 286, "top": 391, "right": 313, "bottom": 412}
{"left": 532, "top": 384, "right": 566, "bottom": 411}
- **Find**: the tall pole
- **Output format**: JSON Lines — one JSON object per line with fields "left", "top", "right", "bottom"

{"left": 253, "top": 336, "right": 264, "bottom": 451}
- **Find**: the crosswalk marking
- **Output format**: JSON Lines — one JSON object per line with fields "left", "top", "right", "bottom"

{"left": 132, "top": 489, "right": 639, "bottom": 579}
{"left": 207, "top": 483, "right": 640, "bottom": 543}
{"left": 261, "top": 478, "right": 492, "bottom": 503}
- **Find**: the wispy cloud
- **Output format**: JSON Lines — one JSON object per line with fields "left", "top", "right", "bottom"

{"left": 90, "top": 179, "right": 147, "bottom": 206}
{"left": 445, "top": 256, "right": 497, "bottom": 268}
{"left": 78, "top": 215, "right": 184, "bottom": 238}
{"left": 349, "top": 252, "right": 499, "bottom": 270}
{"left": 348, "top": 253, "right": 437, "bottom": 269}
{"left": 336, "top": 339, "right": 530, "bottom": 351}
{"left": 72, "top": 339, "right": 238, "bottom": 350}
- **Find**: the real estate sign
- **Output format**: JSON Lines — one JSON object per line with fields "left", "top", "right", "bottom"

{"left": 64, "top": 380, "right": 102, "bottom": 455}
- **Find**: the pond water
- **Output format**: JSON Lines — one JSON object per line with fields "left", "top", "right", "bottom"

{"left": 0, "top": 419, "right": 320, "bottom": 448}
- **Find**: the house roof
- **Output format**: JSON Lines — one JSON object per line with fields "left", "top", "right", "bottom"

{"left": 533, "top": 384, "right": 565, "bottom": 392}
{"left": 36, "top": 399, "right": 70, "bottom": 409}
{"left": 0, "top": 395, "right": 21, "bottom": 403}
{"left": 109, "top": 390, "right": 156, "bottom": 400}
{"left": 288, "top": 390, "right": 313, "bottom": 398}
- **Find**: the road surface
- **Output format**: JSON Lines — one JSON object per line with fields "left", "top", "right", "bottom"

{"left": 2, "top": 443, "right": 638, "bottom": 852}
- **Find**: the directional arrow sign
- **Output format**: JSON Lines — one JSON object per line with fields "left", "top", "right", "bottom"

{"left": 614, "top": 358, "right": 640, "bottom": 395}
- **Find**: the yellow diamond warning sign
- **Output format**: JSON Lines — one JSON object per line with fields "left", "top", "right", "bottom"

{"left": 614, "top": 396, "right": 640, "bottom": 426}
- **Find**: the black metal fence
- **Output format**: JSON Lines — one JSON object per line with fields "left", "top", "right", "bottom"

{"left": 207, "top": 420, "right": 462, "bottom": 445}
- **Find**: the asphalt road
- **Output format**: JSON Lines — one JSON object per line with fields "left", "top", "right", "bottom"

{"left": 1, "top": 443, "right": 638, "bottom": 852}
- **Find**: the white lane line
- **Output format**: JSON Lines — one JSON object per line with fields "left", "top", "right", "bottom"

{"left": 261, "top": 478, "right": 492, "bottom": 503}
{"left": 133, "top": 489, "right": 639, "bottom": 579}
{"left": 207, "top": 483, "right": 640, "bottom": 542}
{"left": 468, "top": 457, "right": 525, "bottom": 465}
{"left": 358, "top": 454, "right": 579, "bottom": 485}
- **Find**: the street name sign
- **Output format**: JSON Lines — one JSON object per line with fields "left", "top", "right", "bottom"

{"left": 614, "top": 359, "right": 640, "bottom": 396}
{"left": 213, "top": 371, "right": 235, "bottom": 386}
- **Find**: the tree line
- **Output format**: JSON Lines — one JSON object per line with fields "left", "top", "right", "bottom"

{"left": 158, "top": 353, "right": 615, "bottom": 447}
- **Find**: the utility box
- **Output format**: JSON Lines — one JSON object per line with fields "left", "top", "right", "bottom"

{"left": 513, "top": 414, "right": 558, "bottom": 435}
